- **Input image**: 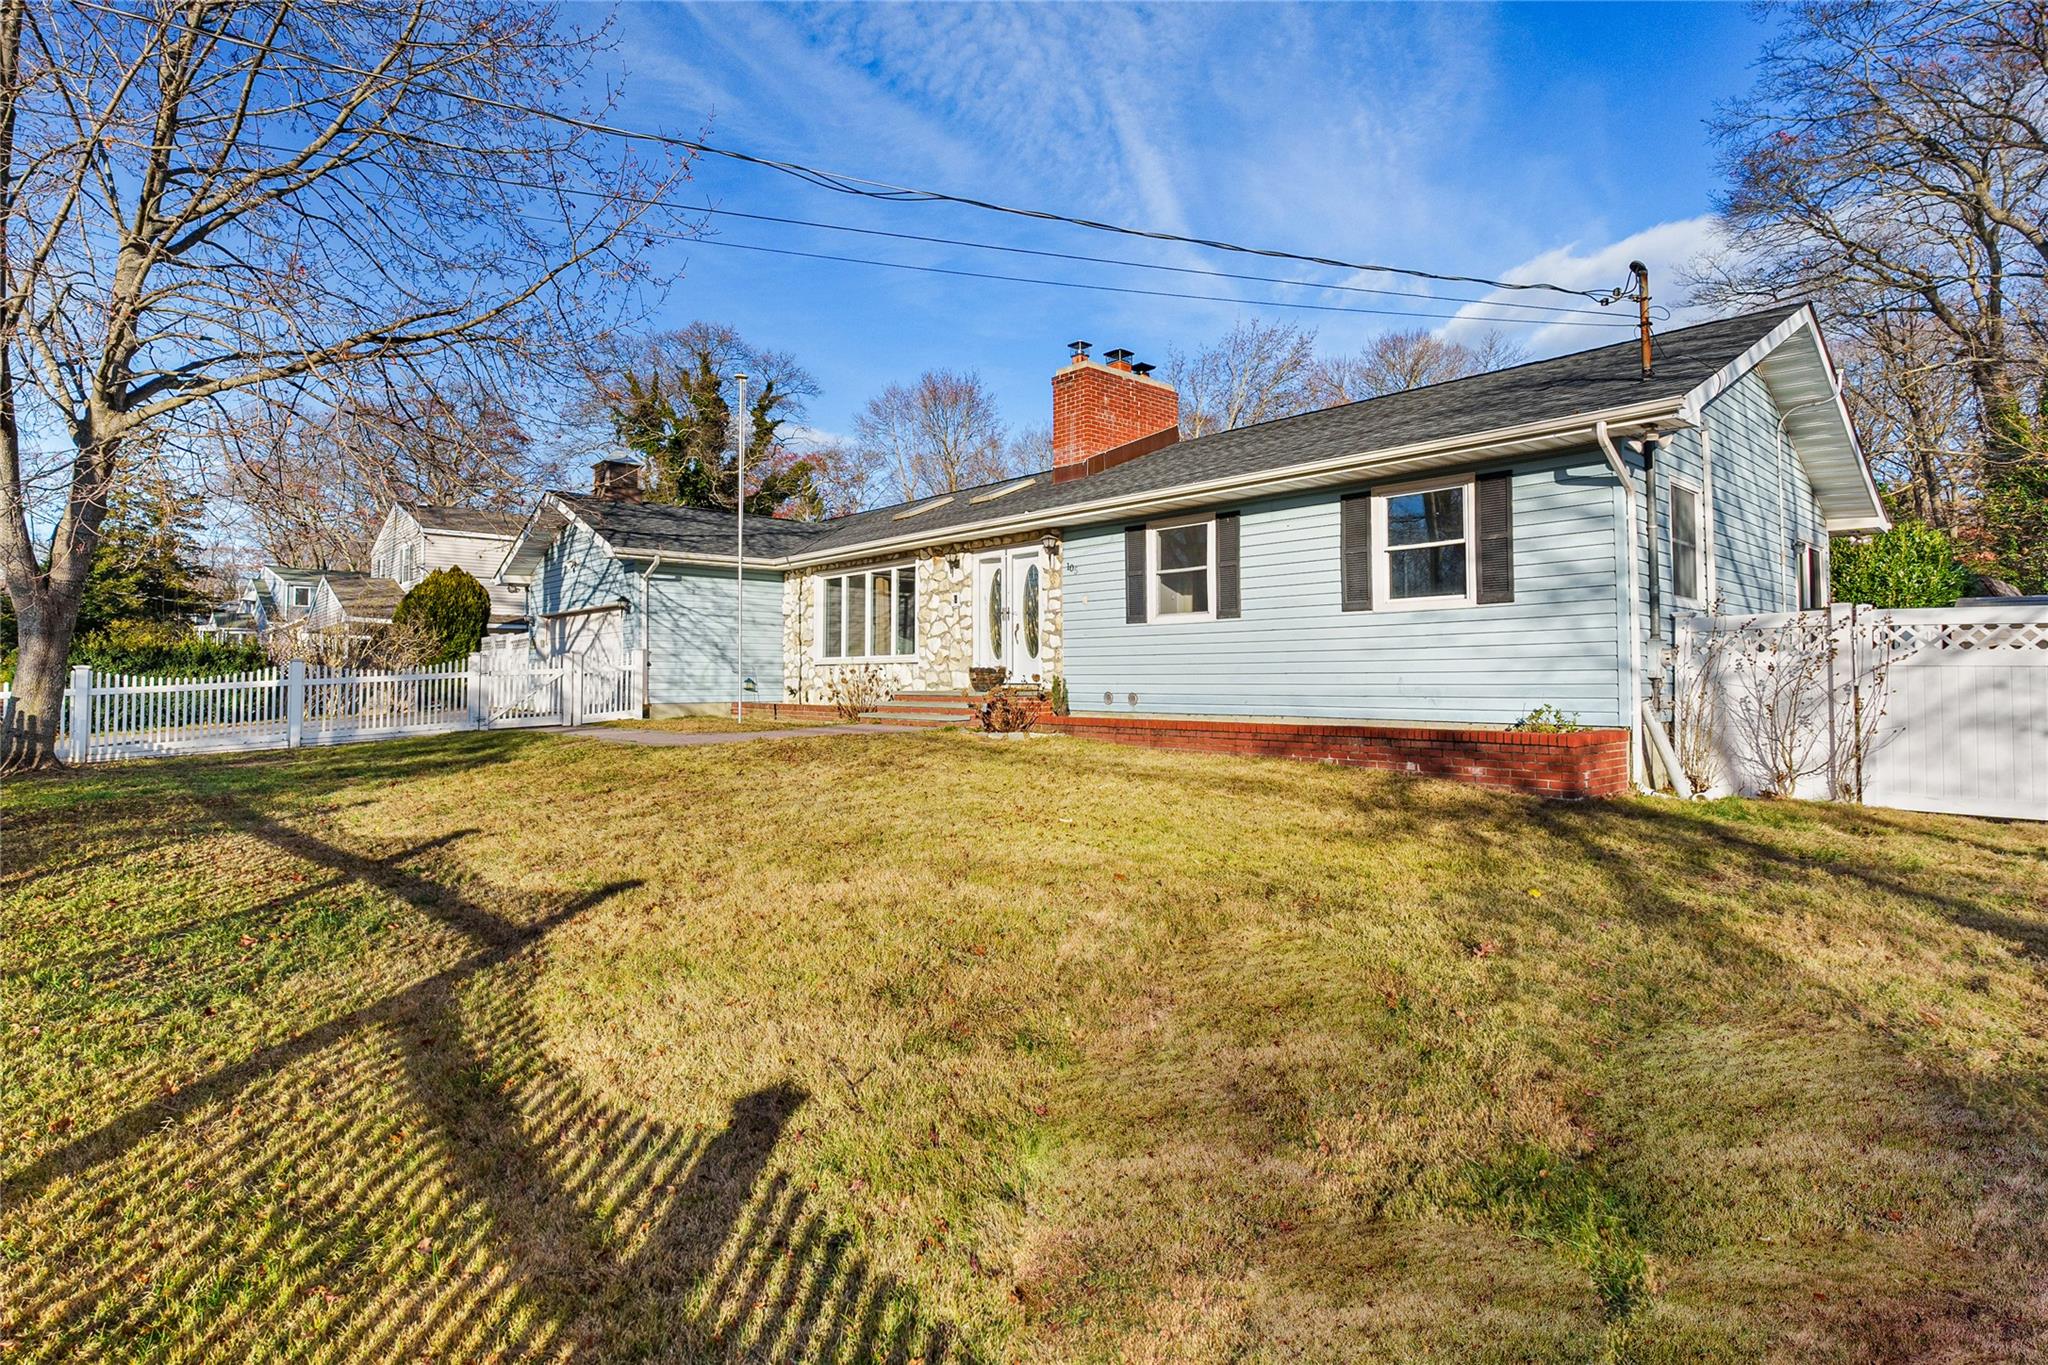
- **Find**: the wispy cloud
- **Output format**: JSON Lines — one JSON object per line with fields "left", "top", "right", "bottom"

{"left": 1441, "top": 215, "right": 1728, "bottom": 357}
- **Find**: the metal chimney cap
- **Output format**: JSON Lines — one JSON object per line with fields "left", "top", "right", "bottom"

{"left": 1104, "top": 347, "right": 1134, "bottom": 362}
{"left": 1131, "top": 361, "right": 1156, "bottom": 376}
{"left": 1067, "top": 340, "right": 1092, "bottom": 357}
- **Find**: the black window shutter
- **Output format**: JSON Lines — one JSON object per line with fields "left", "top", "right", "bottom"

{"left": 1124, "top": 525, "right": 1147, "bottom": 623}
{"left": 1216, "top": 512, "right": 1241, "bottom": 619}
{"left": 1340, "top": 493, "right": 1373, "bottom": 611}
{"left": 1476, "top": 471, "right": 1514, "bottom": 604}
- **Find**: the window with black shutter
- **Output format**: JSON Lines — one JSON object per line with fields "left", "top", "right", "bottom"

{"left": 1475, "top": 471, "right": 1514, "bottom": 604}
{"left": 1216, "top": 512, "right": 1241, "bottom": 619}
{"left": 1340, "top": 493, "right": 1373, "bottom": 611}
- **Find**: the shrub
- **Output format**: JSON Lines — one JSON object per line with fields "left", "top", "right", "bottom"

{"left": 391, "top": 568, "right": 491, "bottom": 662}
{"left": 1830, "top": 522, "right": 1973, "bottom": 608}
{"left": 3, "top": 619, "right": 269, "bottom": 681}
{"left": 1511, "top": 705, "right": 1583, "bottom": 734}
{"left": 975, "top": 690, "right": 1039, "bottom": 734}
{"left": 823, "top": 665, "right": 886, "bottom": 722}
{"left": 1047, "top": 674, "right": 1070, "bottom": 717}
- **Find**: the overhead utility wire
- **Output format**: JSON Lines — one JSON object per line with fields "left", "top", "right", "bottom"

{"left": 684, "top": 236, "right": 1636, "bottom": 329}
{"left": 213, "top": 134, "right": 1639, "bottom": 330}
{"left": 94, "top": 6, "right": 1631, "bottom": 307}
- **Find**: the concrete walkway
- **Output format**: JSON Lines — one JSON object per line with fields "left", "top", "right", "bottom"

{"left": 562, "top": 723, "right": 915, "bottom": 748}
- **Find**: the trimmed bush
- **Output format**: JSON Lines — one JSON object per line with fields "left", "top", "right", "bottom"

{"left": 391, "top": 568, "right": 492, "bottom": 662}
{"left": 1830, "top": 522, "right": 1974, "bottom": 608}
{"left": 2, "top": 619, "right": 269, "bottom": 682}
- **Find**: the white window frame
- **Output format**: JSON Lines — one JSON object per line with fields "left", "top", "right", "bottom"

{"left": 1795, "top": 541, "right": 1828, "bottom": 611}
{"left": 1669, "top": 476, "right": 1705, "bottom": 606}
{"left": 1371, "top": 473, "right": 1476, "bottom": 613}
{"left": 816, "top": 561, "right": 919, "bottom": 661}
{"left": 290, "top": 585, "right": 312, "bottom": 609}
{"left": 1147, "top": 513, "right": 1216, "bottom": 624}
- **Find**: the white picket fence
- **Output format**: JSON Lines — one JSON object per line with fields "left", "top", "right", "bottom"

{"left": 1676, "top": 606, "right": 2047, "bottom": 821}
{"left": 10, "top": 649, "right": 643, "bottom": 763}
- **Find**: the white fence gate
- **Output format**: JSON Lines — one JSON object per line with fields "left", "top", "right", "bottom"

{"left": 1677, "top": 606, "right": 2047, "bottom": 821}
{"left": 11, "top": 649, "right": 645, "bottom": 764}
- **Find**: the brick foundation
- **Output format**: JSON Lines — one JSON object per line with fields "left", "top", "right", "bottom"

{"left": 1042, "top": 715, "right": 1632, "bottom": 798}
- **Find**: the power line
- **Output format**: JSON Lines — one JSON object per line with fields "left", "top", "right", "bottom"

{"left": 75, "top": 2, "right": 1636, "bottom": 308}
{"left": 216, "top": 136, "right": 1639, "bottom": 330}
{"left": 683, "top": 236, "right": 1636, "bottom": 329}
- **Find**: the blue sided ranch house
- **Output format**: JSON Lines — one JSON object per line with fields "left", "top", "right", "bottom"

{"left": 497, "top": 305, "right": 1884, "bottom": 795}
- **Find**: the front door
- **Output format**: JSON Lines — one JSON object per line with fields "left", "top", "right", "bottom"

{"left": 972, "top": 548, "right": 1045, "bottom": 684}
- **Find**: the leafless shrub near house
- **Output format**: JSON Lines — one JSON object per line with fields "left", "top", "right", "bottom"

{"left": 1711, "top": 612, "right": 1895, "bottom": 801}
{"left": 824, "top": 665, "right": 887, "bottom": 722}
{"left": 974, "top": 690, "right": 1039, "bottom": 735}
{"left": 1674, "top": 625, "right": 1729, "bottom": 798}
{"left": 267, "top": 618, "right": 443, "bottom": 674}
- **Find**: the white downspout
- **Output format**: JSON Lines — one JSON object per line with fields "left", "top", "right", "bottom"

{"left": 1699, "top": 425, "right": 1718, "bottom": 608}
{"left": 1595, "top": 420, "right": 1646, "bottom": 792}
{"left": 1775, "top": 374, "right": 1846, "bottom": 610}
{"left": 638, "top": 553, "right": 664, "bottom": 716}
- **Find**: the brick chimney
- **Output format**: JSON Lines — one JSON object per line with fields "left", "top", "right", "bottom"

{"left": 591, "top": 458, "right": 643, "bottom": 502}
{"left": 1051, "top": 341, "right": 1179, "bottom": 483}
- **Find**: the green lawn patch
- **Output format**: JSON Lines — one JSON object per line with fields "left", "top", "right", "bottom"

{"left": 3, "top": 731, "right": 2044, "bottom": 1362}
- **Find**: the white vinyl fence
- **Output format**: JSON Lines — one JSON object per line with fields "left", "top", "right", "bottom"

{"left": 1676, "top": 606, "right": 2047, "bottom": 821}
{"left": 8, "top": 649, "right": 643, "bottom": 763}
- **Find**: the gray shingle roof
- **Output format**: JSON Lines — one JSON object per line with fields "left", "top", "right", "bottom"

{"left": 322, "top": 574, "right": 406, "bottom": 620}
{"left": 551, "top": 492, "right": 831, "bottom": 558}
{"left": 404, "top": 503, "right": 527, "bottom": 538}
{"left": 552, "top": 306, "right": 1804, "bottom": 565}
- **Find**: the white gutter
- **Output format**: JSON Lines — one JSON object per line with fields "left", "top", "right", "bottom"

{"left": 775, "top": 395, "right": 1689, "bottom": 570}
{"left": 1595, "top": 420, "right": 1647, "bottom": 793}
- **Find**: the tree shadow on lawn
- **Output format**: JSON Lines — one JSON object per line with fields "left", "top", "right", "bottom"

{"left": 3, "top": 777, "right": 961, "bottom": 1362}
{"left": 1345, "top": 776, "right": 2048, "bottom": 1357}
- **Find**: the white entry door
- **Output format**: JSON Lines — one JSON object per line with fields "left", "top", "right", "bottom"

{"left": 972, "top": 548, "right": 1046, "bottom": 684}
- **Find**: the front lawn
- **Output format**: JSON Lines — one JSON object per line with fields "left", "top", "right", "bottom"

{"left": 3, "top": 730, "right": 2044, "bottom": 1362}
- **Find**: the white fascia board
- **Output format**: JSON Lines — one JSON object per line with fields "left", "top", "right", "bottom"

{"left": 776, "top": 396, "right": 1687, "bottom": 569}
{"left": 496, "top": 492, "right": 619, "bottom": 585}
{"left": 1678, "top": 303, "right": 1889, "bottom": 533}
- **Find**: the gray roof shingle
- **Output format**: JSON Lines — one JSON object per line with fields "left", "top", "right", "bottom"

{"left": 555, "top": 306, "right": 1804, "bottom": 564}
{"left": 550, "top": 492, "right": 831, "bottom": 558}
{"left": 322, "top": 574, "right": 406, "bottom": 620}
{"left": 404, "top": 503, "right": 528, "bottom": 537}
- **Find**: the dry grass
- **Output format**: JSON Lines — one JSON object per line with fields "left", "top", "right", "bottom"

{"left": 590, "top": 715, "right": 845, "bottom": 734}
{"left": 3, "top": 729, "right": 2045, "bottom": 1363}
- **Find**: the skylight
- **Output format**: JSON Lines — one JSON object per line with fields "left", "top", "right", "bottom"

{"left": 968, "top": 477, "right": 1036, "bottom": 504}
{"left": 890, "top": 494, "right": 955, "bottom": 521}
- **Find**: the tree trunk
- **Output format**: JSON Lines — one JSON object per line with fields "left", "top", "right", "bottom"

{"left": 2, "top": 594, "right": 77, "bottom": 768}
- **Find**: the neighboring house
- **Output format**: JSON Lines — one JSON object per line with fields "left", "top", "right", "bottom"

{"left": 306, "top": 573, "right": 406, "bottom": 632}
{"left": 498, "top": 463, "right": 816, "bottom": 701}
{"left": 369, "top": 503, "right": 529, "bottom": 626}
{"left": 502, "top": 306, "right": 1885, "bottom": 786}
{"left": 243, "top": 565, "right": 326, "bottom": 634}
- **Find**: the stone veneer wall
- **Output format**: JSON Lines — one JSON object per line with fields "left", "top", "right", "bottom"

{"left": 781, "top": 533, "right": 1063, "bottom": 704}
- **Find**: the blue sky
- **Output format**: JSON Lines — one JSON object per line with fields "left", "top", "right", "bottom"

{"left": 598, "top": 2, "right": 1775, "bottom": 447}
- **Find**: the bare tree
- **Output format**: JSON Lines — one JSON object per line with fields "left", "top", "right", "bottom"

{"left": 215, "top": 374, "right": 557, "bottom": 569}
{"left": 1308, "top": 328, "right": 1526, "bottom": 406}
{"left": 1163, "top": 319, "right": 1319, "bottom": 438}
{"left": 851, "top": 369, "right": 1017, "bottom": 503}
{"left": 1694, "top": 2, "right": 2048, "bottom": 472}
{"left": 0, "top": 1, "right": 678, "bottom": 766}
{"left": 1836, "top": 311, "right": 1981, "bottom": 528}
